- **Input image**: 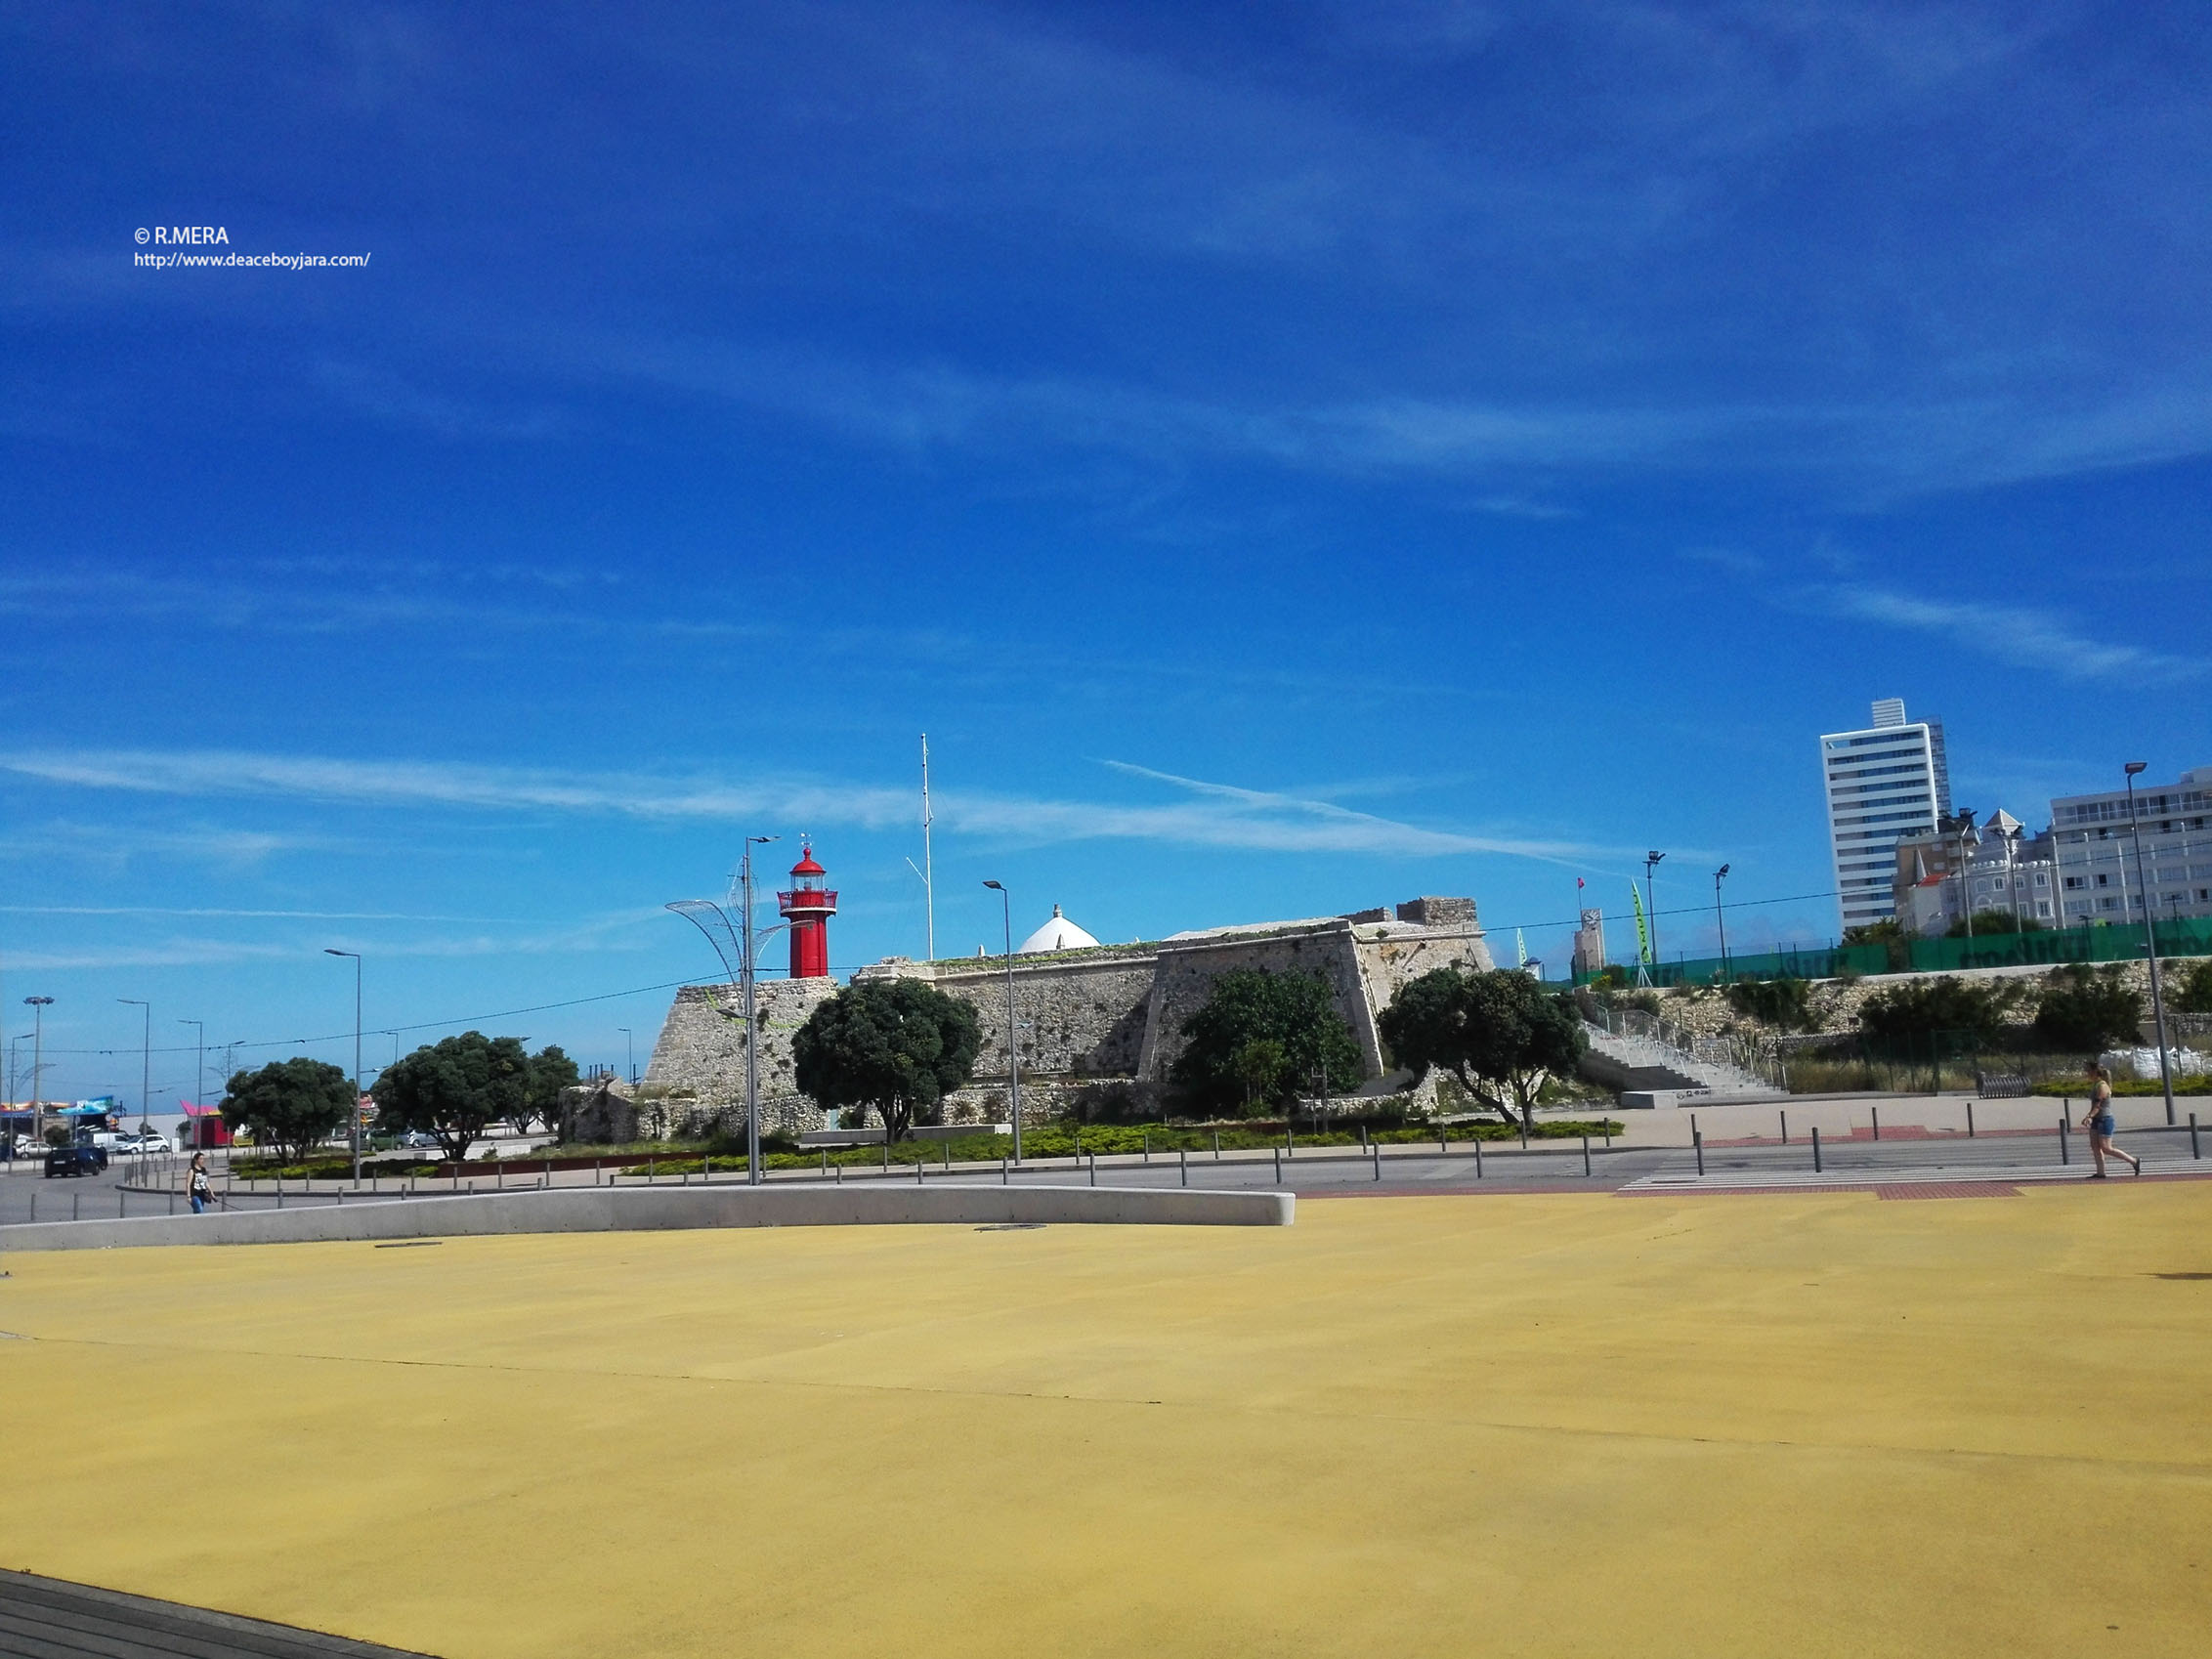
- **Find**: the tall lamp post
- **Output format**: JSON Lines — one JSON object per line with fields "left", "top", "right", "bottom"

{"left": 24, "top": 997, "right": 53, "bottom": 1144}
{"left": 324, "top": 950, "right": 362, "bottom": 1184}
{"left": 668, "top": 839, "right": 789, "bottom": 1188}
{"left": 2124, "top": 763, "right": 2177, "bottom": 1127}
{"left": 179, "top": 1018, "right": 204, "bottom": 1110}
{"left": 1641, "top": 851, "right": 1665, "bottom": 984}
{"left": 982, "top": 880, "right": 1022, "bottom": 1163}
{"left": 1713, "top": 865, "right": 1731, "bottom": 982}
{"left": 118, "top": 999, "right": 151, "bottom": 1133}
{"left": 617, "top": 1027, "right": 635, "bottom": 1086}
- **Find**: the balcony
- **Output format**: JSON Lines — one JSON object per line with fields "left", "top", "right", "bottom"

{"left": 778, "top": 888, "right": 838, "bottom": 915}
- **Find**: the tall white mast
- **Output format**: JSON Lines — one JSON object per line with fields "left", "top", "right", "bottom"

{"left": 920, "top": 732, "right": 936, "bottom": 961}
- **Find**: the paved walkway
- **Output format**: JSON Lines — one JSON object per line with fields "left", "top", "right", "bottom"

{"left": 0, "top": 1571, "right": 433, "bottom": 1657}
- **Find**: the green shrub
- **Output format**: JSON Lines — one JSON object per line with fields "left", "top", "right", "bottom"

{"left": 2032, "top": 966, "right": 2143, "bottom": 1052}
{"left": 1857, "top": 976, "right": 2008, "bottom": 1047}
{"left": 1724, "top": 977, "right": 1815, "bottom": 1032}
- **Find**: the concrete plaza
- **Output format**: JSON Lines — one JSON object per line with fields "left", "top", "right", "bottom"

{"left": 3, "top": 1183, "right": 2208, "bottom": 1657}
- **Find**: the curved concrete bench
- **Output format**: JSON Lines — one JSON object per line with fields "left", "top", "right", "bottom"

{"left": 0, "top": 1181, "right": 1293, "bottom": 1253}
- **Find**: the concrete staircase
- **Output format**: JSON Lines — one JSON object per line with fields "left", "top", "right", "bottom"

{"left": 1579, "top": 1020, "right": 1781, "bottom": 1110}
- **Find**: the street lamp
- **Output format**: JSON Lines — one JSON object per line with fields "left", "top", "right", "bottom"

{"left": 1940, "top": 809, "right": 1980, "bottom": 938}
{"left": 1714, "top": 865, "right": 1731, "bottom": 982}
{"left": 1640, "top": 851, "right": 1665, "bottom": 984}
{"left": 24, "top": 997, "right": 53, "bottom": 1143}
{"left": 668, "top": 838, "right": 787, "bottom": 1185}
{"left": 324, "top": 949, "right": 362, "bottom": 1184}
{"left": 2124, "top": 763, "right": 2177, "bottom": 1127}
{"left": 617, "top": 1027, "right": 635, "bottom": 1086}
{"left": 118, "top": 999, "right": 151, "bottom": 1133}
{"left": 982, "top": 880, "right": 1022, "bottom": 1163}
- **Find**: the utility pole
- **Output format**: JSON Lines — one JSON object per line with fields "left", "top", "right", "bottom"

{"left": 1714, "top": 865, "right": 1731, "bottom": 983}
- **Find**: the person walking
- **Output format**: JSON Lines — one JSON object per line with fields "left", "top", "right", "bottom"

{"left": 2079, "top": 1063, "right": 2140, "bottom": 1178}
{"left": 188, "top": 1151, "right": 215, "bottom": 1213}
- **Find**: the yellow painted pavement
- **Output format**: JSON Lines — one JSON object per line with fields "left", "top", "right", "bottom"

{"left": 3, "top": 1183, "right": 2209, "bottom": 1657}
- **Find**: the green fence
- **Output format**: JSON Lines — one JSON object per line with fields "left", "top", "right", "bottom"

{"left": 1576, "top": 917, "right": 2212, "bottom": 989}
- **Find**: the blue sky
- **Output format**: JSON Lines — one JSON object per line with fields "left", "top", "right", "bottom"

{"left": 3, "top": 1, "right": 2206, "bottom": 1107}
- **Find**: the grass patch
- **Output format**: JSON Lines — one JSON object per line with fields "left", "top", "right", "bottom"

{"left": 2030, "top": 1074, "right": 2211, "bottom": 1097}
{"left": 619, "top": 1119, "right": 1628, "bottom": 1176}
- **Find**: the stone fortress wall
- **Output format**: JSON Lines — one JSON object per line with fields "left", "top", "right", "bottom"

{"left": 639, "top": 896, "right": 1494, "bottom": 1133}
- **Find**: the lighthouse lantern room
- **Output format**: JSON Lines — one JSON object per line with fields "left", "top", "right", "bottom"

{"left": 777, "top": 845, "right": 838, "bottom": 978}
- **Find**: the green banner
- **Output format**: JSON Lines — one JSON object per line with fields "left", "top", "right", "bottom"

{"left": 1631, "top": 883, "right": 1651, "bottom": 966}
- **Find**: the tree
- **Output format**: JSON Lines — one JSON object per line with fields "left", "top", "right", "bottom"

{"left": 520, "top": 1044, "right": 579, "bottom": 1134}
{"left": 221, "top": 1057, "right": 355, "bottom": 1165}
{"left": 1169, "top": 969, "right": 1362, "bottom": 1118}
{"left": 1842, "top": 919, "right": 1904, "bottom": 945}
{"left": 2032, "top": 967, "right": 2143, "bottom": 1053}
{"left": 1856, "top": 976, "right": 2008, "bottom": 1050}
{"left": 1378, "top": 967, "right": 1587, "bottom": 1130}
{"left": 371, "top": 1031, "right": 530, "bottom": 1165}
{"left": 791, "top": 978, "right": 981, "bottom": 1142}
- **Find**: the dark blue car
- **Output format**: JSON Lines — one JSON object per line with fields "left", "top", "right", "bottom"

{"left": 44, "top": 1145, "right": 108, "bottom": 1178}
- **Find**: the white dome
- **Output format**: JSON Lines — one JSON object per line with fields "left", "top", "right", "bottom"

{"left": 1018, "top": 904, "right": 1100, "bottom": 955}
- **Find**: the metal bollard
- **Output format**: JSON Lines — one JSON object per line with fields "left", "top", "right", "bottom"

{"left": 1520, "top": 1117, "right": 1529, "bottom": 1150}
{"left": 1372, "top": 1142, "right": 1382, "bottom": 1181}
{"left": 29, "top": 1191, "right": 37, "bottom": 1222}
{"left": 2191, "top": 1113, "right": 2201, "bottom": 1161}
{"left": 1780, "top": 1110, "right": 1788, "bottom": 1145}
{"left": 649, "top": 1156, "right": 656, "bottom": 1184}
{"left": 1693, "top": 1127, "right": 1704, "bottom": 1175}
{"left": 944, "top": 1141, "right": 951, "bottom": 1170}
{"left": 119, "top": 1191, "right": 126, "bottom": 1217}
{"left": 1088, "top": 1153, "right": 1097, "bottom": 1187}
{"left": 1273, "top": 1145, "right": 1283, "bottom": 1184}
{"left": 1581, "top": 1134, "right": 1591, "bottom": 1177}
{"left": 1180, "top": 1146, "right": 1188, "bottom": 1187}
{"left": 1967, "top": 1101, "right": 1976, "bottom": 1138}
{"left": 2059, "top": 1117, "right": 2069, "bottom": 1166}
{"left": 1001, "top": 1156, "right": 1009, "bottom": 1185}
{"left": 1213, "top": 1129, "right": 1221, "bottom": 1160}
{"left": 1143, "top": 1130, "right": 1150, "bottom": 1163}
{"left": 1439, "top": 1128, "right": 1447, "bottom": 1155}
{"left": 834, "top": 1163, "right": 843, "bottom": 1185}
{"left": 821, "top": 1150, "right": 829, "bottom": 1177}
{"left": 1872, "top": 1106, "right": 1881, "bottom": 1142}
{"left": 915, "top": 1156, "right": 924, "bottom": 1185}
{"left": 1811, "top": 1126, "right": 1822, "bottom": 1173}
{"left": 882, "top": 1140, "right": 890, "bottom": 1173}
{"left": 74, "top": 1191, "right": 81, "bottom": 1221}
{"left": 1473, "top": 1136, "right": 1483, "bottom": 1179}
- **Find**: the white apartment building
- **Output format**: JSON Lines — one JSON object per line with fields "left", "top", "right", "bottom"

{"left": 2050, "top": 766, "right": 2212, "bottom": 927}
{"left": 1820, "top": 698, "right": 1951, "bottom": 934}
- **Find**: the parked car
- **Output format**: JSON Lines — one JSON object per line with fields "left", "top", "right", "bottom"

{"left": 45, "top": 1145, "right": 108, "bottom": 1178}
{"left": 395, "top": 1129, "right": 443, "bottom": 1152}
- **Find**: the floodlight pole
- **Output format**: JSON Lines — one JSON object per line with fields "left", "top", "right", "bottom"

{"left": 118, "top": 999, "right": 151, "bottom": 1133}
{"left": 179, "top": 1019, "right": 203, "bottom": 1132}
{"left": 1639, "top": 851, "right": 1665, "bottom": 986}
{"left": 25, "top": 997, "right": 53, "bottom": 1144}
{"left": 324, "top": 951, "right": 363, "bottom": 1183}
{"left": 2125, "top": 764, "right": 2176, "bottom": 1126}
{"left": 983, "top": 880, "right": 1021, "bottom": 1162}
{"left": 618, "top": 1027, "right": 635, "bottom": 1085}
{"left": 1714, "top": 865, "right": 1731, "bottom": 983}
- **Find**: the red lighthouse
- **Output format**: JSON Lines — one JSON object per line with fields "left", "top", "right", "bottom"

{"left": 777, "top": 844, "right": 838, "bottom": 978}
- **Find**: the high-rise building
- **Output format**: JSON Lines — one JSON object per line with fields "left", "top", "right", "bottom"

{"left": 1819, "top": 698, "right": 1952, "bottom": 934}
{"left": 2050, "top": 766, "right": 2212, "bottom": 927}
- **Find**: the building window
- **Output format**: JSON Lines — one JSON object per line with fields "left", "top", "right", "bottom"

{"left": 2037, "top": 901, "right": 2052, "bottom": 917}
{"left": 2034, "top": 872, "right": 2048, "bottom": 887}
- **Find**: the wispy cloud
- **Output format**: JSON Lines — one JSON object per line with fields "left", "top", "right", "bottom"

{"left": 0, "top": 746, "right": 1602, "bottom": 867}
{"left": 1801, "top": 582, "right": 2203, "bottom": 684}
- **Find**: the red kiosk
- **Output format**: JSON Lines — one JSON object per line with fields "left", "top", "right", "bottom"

{"left": 777, "top": 845, "right": 838, "bottom": 978}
